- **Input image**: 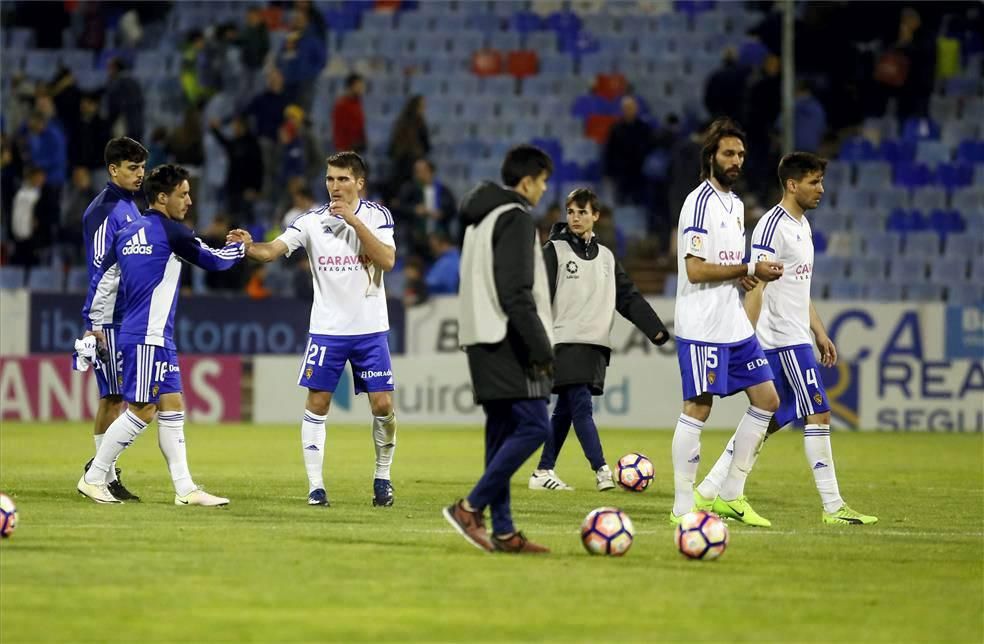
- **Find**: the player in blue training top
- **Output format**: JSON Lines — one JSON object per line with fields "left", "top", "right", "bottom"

{"left": 77, "top": 164, "right": 246, "bottom": 506}
{"left": 78, "top": 136, "right": 147, "bottom": 502}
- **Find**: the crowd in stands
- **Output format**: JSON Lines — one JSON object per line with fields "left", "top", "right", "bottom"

{"left": 1, "top": 0, "right": 981, "bottom": 305}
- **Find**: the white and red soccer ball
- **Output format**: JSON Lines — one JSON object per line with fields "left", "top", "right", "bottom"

{"left": 615, "top": 453, "right": 654, "bottom": 492}
{"left": 675, "top": 511, "right": 729, "bottom": 560}
{"left": 580, "top": 507, "right": 634, "bottom": 556}
{"left": 0, "top": 493, "right": 18, "bottom": 538}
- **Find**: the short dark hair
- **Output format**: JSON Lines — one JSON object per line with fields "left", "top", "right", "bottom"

{"left": 326, "top": 151, "right": 369, "bottom": 180}
{"left": 144, "top": 164, "right": 190, "bottom": 205}
{"left": 565, "top": 188, "right": 601, "bottom": 213}
{"left": 501, "top": 144, "right": 553, "bottom": 188}
{"left": 345, "top": 73, "right": 364, "bottom": 89}
{"left": 778, "top": 152, "right": 827, "bottom": 188}
{"left": 104, "top": 137, "right": 148, "bottom": 169}
{"left": 700, "top": 117, "right": 746, "bottom": 181}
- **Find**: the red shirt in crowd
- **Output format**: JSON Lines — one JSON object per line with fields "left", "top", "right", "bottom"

{"left": 332, "top": 94, "right": 366, "bottom": 153}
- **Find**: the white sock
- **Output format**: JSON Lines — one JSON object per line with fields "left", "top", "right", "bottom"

{"left": 84, "top": 411, "right": 147, "bottom": 485}
{"left": 720, "top": 406, "right": 772, "bottom": 501}
{"left": 302, "top": 410, "right": 327, "bottom": 493}
{"left": 93, "top": 433, "right": 119, "bottom": 484}
{"left": 671, "top": 414, "right": 703, "bottom": 516}
{"left": 696, "top": 432, "right": 736, "bottom": 500}
{"left": 372, "top": 412, "right": 397, "bottom": 480}
{"left": 158, "top": 411, "right": 197, "bottom": 496}
{"left": 805, "top": 424, "right": 844, "bottom": 513}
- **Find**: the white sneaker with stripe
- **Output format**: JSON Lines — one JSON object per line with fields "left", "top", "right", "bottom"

{"left": 528, "top": 469, "right": 574, "bottom": 491}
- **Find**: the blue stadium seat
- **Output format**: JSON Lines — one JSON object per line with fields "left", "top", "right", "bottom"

{"left": 812, "top": 210, "right": 848, "bottom": 234}
{"left": 824, "top": 232, "right": 862, "bottom": 257}
{"left": 887, "top": 208, "right": 929, "bottom": 233}
{"left": 929, "top": 209, "right": 966, "bottom": 236}
{"left": 828, "top": 282, "right": 863, "bottom": 300}
{"left": 972, "top": 258, "right": 984, "bottom": 283}
{"left": 914, "top": 140, "right": 951, "bottom": 165}
{"left": 838, "top": 138, "right": 877, "bottom": 162}
{"left": 399, "top": 12, "right": 434, "bottom": 32}
{"left": 0, "top": 266, "right": 25, "bottom": 289}
{"left": 893, "top": 162, "right": 935, "bottom": 189}
{"left": 901, "top": 117, "right": 941, "bottom": 142}
{"left": 929, "top": 257, "right": 970, "bottom": 285}
{"left": 944, "top": 76, "right": 982, "bottom": 97}
{"left": 888, "top": 257, "right": 928, "bottom": 285}
{"left": 937, "top": 163, "right": 974, "bottom": 190}
{"left": 951, "top": 187, "right": 984, "bottom": 212}
{"left": 479, "top": 76, "right": 516, "bottom": 97}
{"left": 879, "top": 139, "right": 917, "bottom": 163}
{"left": 850, "top": 212, "right": 886, "bottom": 235}
{"left": 822, "top": 160, "right": 851, "bottom": 188}
{"left": 409, "top": 74, "right": 443, "bottom": 96}
{"left": 955, "top": 140, "right": 984, "bottom": 164}
{"left": 848, "top": 256, "right": 886, "bottom": 280}
{"left": 832, "top": 187, "right": 871, "bottom": 211}
{"left": 864, "top": 282, "right": 904, "bottom": 302}
{"left": 905, "top": 283, "right": 945, "bottom": 301}
{"left": 26, "top": 267, "right": 63, "bottom": 292}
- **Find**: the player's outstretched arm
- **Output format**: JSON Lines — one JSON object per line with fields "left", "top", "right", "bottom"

{"left": 241, "top": 238, "right": 290, "bottom": 263}
{"left": 614, "top": 261, "right": 668, "bottom": 344}
{"left": 685, "top": 256, "right": 784, "bottom": 284}
{"left": 167, "top": 220, "right": 245, "bottom": 271}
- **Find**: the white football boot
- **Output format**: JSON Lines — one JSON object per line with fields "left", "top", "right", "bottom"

{"left": 77, "top": 474, "right": 123, "bottom": 504}
{"left": 528, "top": 469, "right": 574, "bottom": 491}
{"left": 175, "top": 487, "right": 229, "bottom": 507}
{"left": 595, "top": 465, "right": 616, "bottom": 491}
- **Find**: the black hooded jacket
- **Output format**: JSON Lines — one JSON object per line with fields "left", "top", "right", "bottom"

{"left": 458, "top": 182, "right": 553, "bottom": 403}
{"left": 543, "top": 221, "right": 668, "bottom": 394}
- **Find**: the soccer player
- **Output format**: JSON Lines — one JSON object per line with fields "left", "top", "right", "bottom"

{"left": 232, "top": 152, "right": 398, "bottom": 508}
{"left": 694, "top": 152, "right": 877, "bottom": 525}
{"left": 670, "top": 118, "right": 784, "bottom": 527}
{"left": 77, "top": 164, "right": 245, "bottom": 505}
{"left": 443, "top": 144, "right": 555, "bottom": 554}
{"left": 79, "top": 136, "right": 148, "bottom": 502}
{"left": 528, "top": 188, "right": 669, "bottom": 492}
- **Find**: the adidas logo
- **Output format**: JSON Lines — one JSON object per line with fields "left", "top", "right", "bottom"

{"left": 813, "top": 462, "right": 828, "bottom": 470}
{"left": 121, "top": 228, "right": 153, "bottom": 255}
{"left": 688, "top": 455, "right": 700, "bottom": 464}
{"left": 304, "top": 444, "right": 320, "bottom": 451}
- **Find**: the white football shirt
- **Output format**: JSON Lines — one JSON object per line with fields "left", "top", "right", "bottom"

{"left": 750, "top": 204, "right": 814, "bottom": 350}
{"left": 675, "top": 180, "right": 754, "bottom": 344}
{"left": 277, "top": 200, "right": 395, "bottom": 336}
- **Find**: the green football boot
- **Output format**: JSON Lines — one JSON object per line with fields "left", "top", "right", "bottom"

{"left": 823, "top": 504, "right": 878, "bottom": 525}
{"left": 668, "top": 508, "right": 695, "bottom": 526}
{"left": 712, "top": 495, "right": 772, "bottom": 527}
{"left": 694, "top": 489, "right": 715, "bottom": 511}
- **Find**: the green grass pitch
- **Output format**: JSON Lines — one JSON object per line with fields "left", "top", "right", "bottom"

{"left": 1, "top": 423, "right": 981, "bottom": 643}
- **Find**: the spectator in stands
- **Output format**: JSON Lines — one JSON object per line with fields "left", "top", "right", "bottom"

{"left": 387, "top": 96, "right": 431, "bottom": 197}
{"left": 168, "top": 105, "right": 205, "bottom": 168}
{"left": 742, "top": 55, "right": 781, "bottom": 192}
{"left": 402, "top": 256, "right": 428, "bottom": 307}
{"left": 277, "top": 104, "right": 320, "bottom": 187}
{"left": 276, "top": 8, "right": 327, "bottom": 111}
{"left": 248, "top": 68, "right": 290, "bottom": 198}
{"left": 396, "top": 158, "right": 457, "bottom": 258}
{"left": 240, "top": 6, "right": 271, "bottom": 94}
{"left": 294, "top": 0, "right": 326, "bottom": 40}
{"left": 180, "top": 30, "right": 211, "bottom": 106}
{"left": 424, "top": 230, "right": 461, "bottom": 296}
{"left": 11, "top": 166, "right": 58, "bottom": 266}
{"left": 281, "top": 186, "right": 315, "bottom": 231}
{"left": 704, "top": 48, "right": 748, "bottom": 121}
{"left": 332, "top": 74, "right": 367, "bottom": 153}
{"left": 26, "top": 110, "right": 67, "bottom": 189}
{"left": 536, "top": 202, "right": 561, "bottom": 244}
{"left": 667, "top": 123, "right": 706, "bottom": 228}
{"left": 209, "top": 115, "right": 263, "bottom": 221}
{"left": 147, "top": 126, "right": 170, "bottom": 169}
{"left": 59, "top": 166, "right": 98, "bottom": 265}
{"left": 49, "top": 67, "right": 82, "bottom": 157}
{"left": 602, "top": 96, "right": 654, "bottom": 206}
{"left": 4, "top": 74, "right": 35, "bottom": 140}
{"left": 873, "top": 7, "right": 936, "bottom": 120}
{"left": 1, "top": 135, "right": 22, "bottom": 243}
{"left": 105, "top": 57, "right": 145, "bottom": 140}
{"left": 794, "top": 81, "right": 827, "bottom": 152}
{"left": 72, "top": 92, "right": 110, "bottom": 170}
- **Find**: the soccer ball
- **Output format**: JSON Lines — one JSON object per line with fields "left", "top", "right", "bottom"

{"left": 580, "top": 507, "right": 634, "bottom": 556}
{"left": 615, "top": 452, "right": 654, "bottom": 492}
{"left": 675, "top": 511, "right": 729, "bottom": 560}
{"left": 0, "top": 493, "right": 18, "bottom": 539}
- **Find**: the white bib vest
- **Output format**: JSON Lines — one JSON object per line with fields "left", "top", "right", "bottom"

{"left": 458, "top": 204, "right": 554, "bottom": 347}
{"left": 549, "top": 240, "right": 616, "bottom": 348}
